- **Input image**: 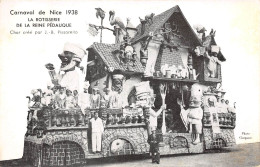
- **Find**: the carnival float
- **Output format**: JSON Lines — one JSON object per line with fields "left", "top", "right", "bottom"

{"left": 22, "top": 5, "right": 236, "bottom": 166}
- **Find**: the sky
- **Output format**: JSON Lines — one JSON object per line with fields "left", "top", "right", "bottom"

{"left": 0, "top": 0, "right": 259, "bottom": 161}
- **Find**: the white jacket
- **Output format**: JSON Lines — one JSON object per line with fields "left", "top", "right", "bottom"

{"left": 90, "top": 117, "right": 104, "bottom": 133}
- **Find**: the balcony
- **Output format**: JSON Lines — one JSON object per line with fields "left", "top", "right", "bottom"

{"left": 203, "top": 112, "right": 236, "bottom": 129}
{"left": 26, "top": 106, "right": 147, "bottom": 138}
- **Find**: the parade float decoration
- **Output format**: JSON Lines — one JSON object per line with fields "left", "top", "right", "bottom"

{"left": 22, "top": 5, "right": 236, "bottom": 166}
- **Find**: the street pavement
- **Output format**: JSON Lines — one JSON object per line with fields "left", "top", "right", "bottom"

{"left": 0, "top": 142, "right": 259, "bottom": 167}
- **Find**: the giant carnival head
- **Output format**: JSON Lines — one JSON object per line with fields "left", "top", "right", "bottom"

{"left": 134, "top": 81, "right": 153, "bottom": 107}
{"left": 58, "top": 43, "right": 86, "bottom": 67}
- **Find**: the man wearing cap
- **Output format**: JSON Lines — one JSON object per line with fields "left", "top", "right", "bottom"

{"left": 65, "top": 89, "right": 76, "bottom": 109}
{"left": 147, "top": 127, "right": 160, "bottom": 164}
{"left": 207, "top": 97, "right": 221, "bottom": 133}
{"left": 101, "top": 87, "right": 112, "bottom": 108}
{"left": 53, "top": 87, "right": 66, "bottom": 108}
{"left": 43, "top": 82, "right": 54, "bottom": 106}
{"left": 90, "top": 111, "right": 104, "bottom": 153}
{"left": 225, "top": 100, "right": 234, "bottom": 113}
{"left": 78, "top": 82, "right": 91, "bottom": 115}
{"left": 59, "top": 43, "right": 86, "bottom": 92}
{"left": 90, "top": 87, "right": 100, "bottom": 109}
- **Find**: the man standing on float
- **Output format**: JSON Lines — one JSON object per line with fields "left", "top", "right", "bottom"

{"left": 78, "top": 81, "right": 91, "bottom": 115}
{"left": 90, "top": 111, "right": 104, "bottom": 153}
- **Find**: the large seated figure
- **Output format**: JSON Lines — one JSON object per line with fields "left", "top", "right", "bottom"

{"left": 59, "top": 43, "right": 86, "bottom": 92}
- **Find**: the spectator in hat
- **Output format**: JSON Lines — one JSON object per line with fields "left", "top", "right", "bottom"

{"left": 90, "top": 111, "right": 104, "bottom": 154}
{"left": 208, "top": 97, "right": 221, "bottom": 133}
{"left": 148, "top": 126, "right": 160, "bottom": 164}
{"left": 225, "top": 100, "right": 234, "bottom": 113}
{"left": 55, "top": 87, "right": 66, "bottom": 109}
{"left": 59, "top": 43, "right": 86, "bottom": 92}
{"left": 101, "top": 87, "right": 112, "bottom": 108}
{"left": 43, "top": 82, "right": 54, "bottom": 106}
{"left": 78, "top": 82, "right": 91, "bottom": 115}
{"left": 90, "top": 87, "right": 100, "bottom": 109}
{"left": 73, "top": 90, "right": 79, "bottom": 105}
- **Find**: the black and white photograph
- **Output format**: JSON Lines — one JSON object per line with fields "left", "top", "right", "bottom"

{"left": 0, "top": 0, "right": 259, "bottom": 166}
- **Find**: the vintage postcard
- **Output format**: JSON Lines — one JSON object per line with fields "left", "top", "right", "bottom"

{"left": 0, "top": 0, "right": 259, "bottom": 166}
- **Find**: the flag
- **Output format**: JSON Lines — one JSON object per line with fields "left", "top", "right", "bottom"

{"left": 86, "top": 23, "right": 99, "bottom": 37}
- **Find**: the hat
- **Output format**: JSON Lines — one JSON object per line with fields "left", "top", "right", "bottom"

{"left": 112, "top": 74, "right": 124, "bottom": 80}
{"left": 135, "top": 81, "right": 151, "bottom": 96}
{"left": 83, "top": 81, "right": 90, "bottom": 89}
{"left": 208, "top": 97, "right": 215, "bottom": 104}
{"left": 136, "top": 92, "right": 150, "bottom": 98}
{"left": 194, "top": 25, "right": 207, "bottom": 33}
{"left": 63, "top": 43, "right": 86, "bottom": 60}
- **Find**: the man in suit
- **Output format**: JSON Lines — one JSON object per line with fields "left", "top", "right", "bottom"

{"left": 90, "top": 111, "right": 104, "bottom": 153}
{"left": 148, "top": 127, "right": 160, "bottom": 164}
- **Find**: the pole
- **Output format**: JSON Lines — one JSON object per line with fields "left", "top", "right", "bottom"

{"left": 115, "top": 27, "right": 119, "bottom": 44}
{"left": 100, "top": 18, "right": 103, "bottom": 43}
